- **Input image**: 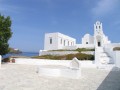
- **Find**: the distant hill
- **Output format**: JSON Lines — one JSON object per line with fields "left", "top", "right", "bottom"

{"left": 9, "top": 48, "right": 22, "bottom": 54}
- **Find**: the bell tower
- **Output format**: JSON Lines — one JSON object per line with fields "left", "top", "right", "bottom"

{"left": 94, "top": 21, "right": 103, "bottom": 35}
{"left": 94, "top": 21, "right": 103, "bottom": 47}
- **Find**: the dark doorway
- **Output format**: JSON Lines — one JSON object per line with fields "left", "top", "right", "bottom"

{"left": 98, "top": 42, "right": 101, "bottom": 47}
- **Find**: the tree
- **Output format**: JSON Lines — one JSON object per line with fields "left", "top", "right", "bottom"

{"left": 0, "top": 14, "right": 12, "bottom": 55}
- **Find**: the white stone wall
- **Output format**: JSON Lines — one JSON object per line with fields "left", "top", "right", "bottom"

{"left": 76, "top": 44, "right": 95, "bottom": 49}
{"left": 40, "top": 50, "right": 94, "bottom": 56}
{"left": 63, "top": 44, "right": 95, "bottom": 50}
{"left": 40, "top": 51, "right": 78, "bottom": 56}
{"left": 81, "top": 51, "right": 95, "bottom": 55}
{"left": 0, "top": 55, "right": 1, "bottom": 68}
{"left": 104, "top": 43, "right": 120, "bottom": 64}
{"left": 63, "top": 46, "right": 77, "bottom": 50}
{"left": 44, "top": 33, "right": 58, "bottom": 50}
{"left": 14, "top": 58, "right": 96, "bottom": 68}
{"left": 114, "top": 51, "right": 120, "bottom": 68}
{"left": 44, "top": 32, "right": 76, "bottom": 50}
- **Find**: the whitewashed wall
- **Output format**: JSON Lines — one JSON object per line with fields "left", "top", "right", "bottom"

{"left": 14, "top": 58, "right": 96, "bottom": 68}
{"left": 81, "top": 51, "right": 95, "bottom": 55}
{"left": 76, "top": 44, "right": 95, "bottom": 49}
{"left": 82, "top": 34, "right": 94, "bottom": 45}
{"left": 63, "top": 46, "right": 77, "bottom": 50}
{"left": 63, "top": 44, "right": 95, "bottom": 50}
{"left": 40, "top": 50, "right": 94, "bottom": 56}
{"left": 104, "top": 43, "right": 120, "bottom": 64}
{"left": 0, "top": 55, "right": 1, "bottom": 68}
{"left": 40, "top": 51, "right": 78, "bottom": 56}
{"left": 114, "top": 51, "right": 120, "bottom": 68}
{"left": 44, "top": 32, "right": 76, "bottom": 50}
{"left": 44, "top": 33, "right": 58, "bottom": 50}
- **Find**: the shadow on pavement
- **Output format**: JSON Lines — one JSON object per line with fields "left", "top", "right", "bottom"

{"left": 97, "top": 67, "right": 120, "bottom": 90}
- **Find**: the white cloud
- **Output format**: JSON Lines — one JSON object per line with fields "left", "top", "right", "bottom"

{"left": 92, "top": 0, "right": 119, "bottom": 16}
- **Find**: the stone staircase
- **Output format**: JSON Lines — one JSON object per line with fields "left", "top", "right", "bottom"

{"left": 96, "top": 47, "right": 114, "bottom": 70}
{"left": 97, "top": 47, "right": 112, "bottom": 64}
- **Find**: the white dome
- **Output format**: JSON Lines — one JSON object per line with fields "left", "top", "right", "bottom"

{"left": 84, "top": 33, "right": 91, "bottom": 37}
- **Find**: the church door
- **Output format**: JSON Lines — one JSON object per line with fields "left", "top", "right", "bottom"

{"left": 98, "top": 42, "right": 101, "bottom": 47}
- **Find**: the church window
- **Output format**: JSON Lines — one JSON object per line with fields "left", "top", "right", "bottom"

{"left": 73, "top": 42, "right": 74, "bottom": 45}
{"left": 86, "top": 42, "right": 88, "bottom": 44}
{"left": 61, "top": 39, "right": 62, "bottom": 44}
{"left": 64, "top": 40, "right": 65, "bottom": 46}
{"left": 50, "top": 37, "right": 52, "bottom": 44}
{"left": 96, "top": 26, "right": 97, "bottom": 29}
{"left": 68, "top": 41, "right": 69, "bottom": 46}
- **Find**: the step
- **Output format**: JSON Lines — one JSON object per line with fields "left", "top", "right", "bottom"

{"left": 100, "top": 56, "right": 110, "bottom": 60}
{"left": 97, "top": 64, "right": 115, "bottom": 70}
{"left": 100, "top": 53, "right": 108, "bottom": 57}
{"left": 100, "top": 57, "right": 111, "bottom": 64}
{"left": 108, "top": 59, "right": 114, "bottom": 64}
{"left": 96, "top": 47, "right": 104, "bottom": 52}
{"left": 97, "top": 49, "right": 104, "bottom": 52}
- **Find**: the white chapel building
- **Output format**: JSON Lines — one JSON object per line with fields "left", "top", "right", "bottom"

{"left": 44, "top": 32, "right": 76, "bottom": 50}
{"left": 44, "top": 21, "right": 111, "bottom": 50}
{"left": 40, "top": 21, "right": 120, "bottom": 68}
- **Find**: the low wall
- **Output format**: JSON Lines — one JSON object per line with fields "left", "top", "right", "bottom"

{"left": 104, "top": 43, "right": 120, "bottom": 64}
{"left": 114, "top": 51, "right": 120, "bottom": 68}
{"left": 14, "top": 58, "right": 96, "bottom": 68}
{"left": 40, "top": 51, "right": 78, "bottom": 56}
{"left": 76, "top": 44, "right": 95, "bottom": 49}
{"left": 0, "top": 55, "right": 1, "bottom": 68}
{"left": 104, "top": 43, "right": 120, "bottom": 50}
{"left": 40, "top": 50, "right": 94, "bottom": 56}
{"left": 62, "top": 44, "right": 95, "bottom": 50}
{"left": 38, "top": 66, "right": 81, "bottom": 79}
{"left": 81, "top": 51, "right": 95, "bottom": 55}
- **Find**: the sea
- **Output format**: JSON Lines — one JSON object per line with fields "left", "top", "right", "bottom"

{"left": 3, "top": 52, "right": 39, "bottom": 58}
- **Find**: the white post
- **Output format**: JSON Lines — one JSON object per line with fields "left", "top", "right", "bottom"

{"left": 95, "top": 47, "right": 100, "bottom": 68}
{"left": 0, "top": 55, "right": 2, "bottom": 68}
{"left": 39, "top": 50, "right": 43, "bottom": 56}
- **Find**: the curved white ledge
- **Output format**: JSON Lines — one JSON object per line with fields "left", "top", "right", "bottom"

{"left": 38, "top": 65, "right": 81, "bottom": 79}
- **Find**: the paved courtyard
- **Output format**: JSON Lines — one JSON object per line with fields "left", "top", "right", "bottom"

{"left": 0, "top": 64, "right": 120, "bottom": 90}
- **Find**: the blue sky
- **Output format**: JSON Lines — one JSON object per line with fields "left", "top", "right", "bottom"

{"left": 0, "top": 0, "right": 120, "bottom": 52}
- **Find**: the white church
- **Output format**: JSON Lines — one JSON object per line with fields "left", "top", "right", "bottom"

{"left": 44, "top": 21, "right": 111, "bottom": 50}
{"left": 41, "top": 21, "right": 120, "bottom": 68}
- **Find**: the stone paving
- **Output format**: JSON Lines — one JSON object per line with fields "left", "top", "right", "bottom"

{"left": 0, "top": 64, "right": 120, "bottom": 90}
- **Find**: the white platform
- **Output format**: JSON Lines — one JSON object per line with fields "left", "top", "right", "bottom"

{"left": 37, "top": 65, "right": 81, "bottom": 79}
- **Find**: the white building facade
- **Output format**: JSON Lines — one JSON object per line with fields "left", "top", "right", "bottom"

{"left": 94, "top": 21, "right": 111, "bottom": 47}
{"left": 44, "top": 21, "right": 111, "bottom": 50}
{"left": 40, "top": 21, "right": 120, "bottom": 68}
{"left": 44, "top": 32, "right": 76, "bottom": 50}
{"left": 82, "top": 34, "right": 94, "bottom": 45}
{"left": 81, "top": 21, "right": 111, "bottom": 48}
